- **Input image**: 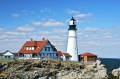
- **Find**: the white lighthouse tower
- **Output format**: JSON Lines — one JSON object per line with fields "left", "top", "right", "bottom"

{"left": 67, "top": 17, "right": 78, "bottom": 61}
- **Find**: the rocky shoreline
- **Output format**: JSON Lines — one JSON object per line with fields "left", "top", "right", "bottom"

{"left": 0, "top": 59, "right": 119, "bottom": 79}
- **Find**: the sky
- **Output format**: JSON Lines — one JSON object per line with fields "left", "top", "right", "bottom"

{"left": 0, "top": 0, "right": 120, "bottom": 58}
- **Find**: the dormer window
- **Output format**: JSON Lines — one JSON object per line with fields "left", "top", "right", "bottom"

{"left": 26, "top": 47, "right": 35, "bottom": 50}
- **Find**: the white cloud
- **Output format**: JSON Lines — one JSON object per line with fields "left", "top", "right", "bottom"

{"left": 6, "top": 31, "right": 26, "bottom": 35}
{"left": 40, "top": 8, "right": 51, "bottom": 13}
{"left": 11, "top": 13, "right": 20, "bottom": 18}
{"left": 75, "top": 13, "right": 93, "bottom": 18}
{"left": 84, "top": 27, "right": 100, "bottom": 31}
{"left": 31, "top": 19, "right": 66, "bottom": 27}
{"left": 30, "top": 11, "right": 34, "bottom": 14}
{"left": 65, "top": 9, "right": 93, "bottom": 23}
{"left": 0, "top": 35, "right": 7, "bottom": 39}
{"left": 65, "top": 9, "right": 80, "bottom": 14}
{"left": 30, "top": 28, "right": 67, "bottom": 35}
{"left": 76, "top": 19, "right": 91, "bottom": 23}
{"left": 0, "top": 28, "right": 3, "bottom": 31}
{"left": 17, "top": 24, "right": 35, "bottom": 31}
{"left": 88, "top": 41, "right": 100, "bottom": 45}
{"left": 42, "top": 29, "right": 67, "bottom": 34}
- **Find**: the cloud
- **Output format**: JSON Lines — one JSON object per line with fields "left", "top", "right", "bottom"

{"left": 17, "top": 24, "right": 35, "bottom": 31}
{"left": 40, "top": 8, "right": 51, "bottom": 13}
{"left": 76, "top": 19, "right": 91, "bottom": 23}
{"left": 0, "top": 35, "right": 7, "bottom": 39}
{"left": 88, "top": 41, "right": 100, "bottom": 45}
{"left": 65, "top": 9, "right": 80, "bottom": 14}
{"left": 83, "top": 27, "right": 100, "bottom": 31}
{"left": 75, "top": 13, "right": 93, "bottom": 18}
{"left": 65, "top": 9, "right": 93, "bottom": 18}
{"left": 65, "top": 9, "right": 93, "bottom": 23}
{"left": 0, "top": 28, "right": 3, "bottom": 31}
{"left": 40, "top": 29, "right": 67, "bottom": 35}
{"left": 11, "top": 13, "right": 20, "bottom": 18}
{"left": 6, "top": 31, "right": 26, "bottom": 35}
{"left": 31, "top": 19, "right": 66, "bottom": 27}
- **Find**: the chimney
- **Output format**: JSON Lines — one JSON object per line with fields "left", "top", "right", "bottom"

{"left": 30, "top": 38, "right": 33, "bottom": 42}
{"left": 42, "top": 37, "right": 45, "bottom": 41}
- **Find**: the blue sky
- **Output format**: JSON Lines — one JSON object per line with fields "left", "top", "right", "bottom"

{"left": 0, "top": 0, "right": 120, "bottom": 58}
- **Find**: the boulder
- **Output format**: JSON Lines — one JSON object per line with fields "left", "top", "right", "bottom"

{"left": 112, "top": 67, "right": 120, "bottom": 77}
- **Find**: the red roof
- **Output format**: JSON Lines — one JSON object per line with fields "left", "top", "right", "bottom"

{"left": 0, "top": 53, "right": 3, "bottom": 56}
{"left": 56, "top": 51, "right": 63, "bottom": 56}
{"left": 18, "top": 39, "right": 49, "bottom": 53}
{"left": 81, "top": 52, "right": 97, "bottom": 56}
{"left": 63, "top": 53, "right": 72, "bottom": 56}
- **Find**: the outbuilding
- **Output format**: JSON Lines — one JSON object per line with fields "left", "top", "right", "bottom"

{"left": 62, "top": 53, "right": 72, "bottom": 61}
{"left": 0, "top": 50, "right": 14, "bottom": 60}
{"left": 79, "top": 52, "right": 97, "bottom": 62}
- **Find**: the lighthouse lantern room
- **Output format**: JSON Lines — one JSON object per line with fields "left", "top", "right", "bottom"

{"left": 67, "top": 17, "right": 78, "bottom": 61}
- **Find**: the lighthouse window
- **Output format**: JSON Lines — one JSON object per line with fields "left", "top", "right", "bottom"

{"left": 70, "top": 26, "right": 75, "bottom": 29}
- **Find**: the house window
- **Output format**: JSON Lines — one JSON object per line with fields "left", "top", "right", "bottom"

{"left": 93, "top": 57, "right": 96, "bottom": 60}
{"left": 5, "top": 56, "right": 7, "bottom": 58}
{"left": 32, "top": 47, "right": 34, "bottom": 50}
{"left": 48, "top": 47, "right": 50, "bottom": 51}
{"left": 89, "top": 56, "right": 91, "bottom": 60}
{"left": 26, "top": 47, "right": 29, "bottom": 50}
{"left": 45, "top": 47, "right": 50, "bottom": 51}
{"left": 45, "top": 47, "right": 47, "bottom": 51}
{"left": 8, "top": 56, "right": 10, "bottom": 58}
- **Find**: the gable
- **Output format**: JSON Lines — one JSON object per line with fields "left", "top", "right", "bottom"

{"left": 3, "top": 51, "right": 13, "bottom": 56}
{"left": 45, "top": 42, "right": 51, "bottom": 47}
{"left": 41, "top": 41, "right": 54, "bottom": 51}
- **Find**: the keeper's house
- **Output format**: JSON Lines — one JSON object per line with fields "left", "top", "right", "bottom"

{"left": 18, "top": 38, "right": 70, "bottom": 60}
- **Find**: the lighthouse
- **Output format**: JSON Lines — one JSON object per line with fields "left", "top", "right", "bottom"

{"left": 67, "top": 17, "right": 78, "bottom": 61}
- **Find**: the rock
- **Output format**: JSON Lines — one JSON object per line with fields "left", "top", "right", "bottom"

{"left": 0, "top": 63, "right": 3, "bottom": 68}
{"left": 112, "top": 67, "right": 120, "bottom": 78}
{"left": 80, "top": 65, "right": 85, "bottom": 69}
{"left": 24, "top": 65, "right": 31, "bottom": 71}
{"left": 24, "top": 61, "right": 31, "bottom": 65}
{"left": 33, "top": 62, "right": 42, "bottom": 68}
{"left": 54, "top": 63, "right": 61, "bottom": 69}
{"left": 96, "top": 60, "right": 101, "bottom": 66}
{"left": 0, "top": 59, "right": 109, "bottom": 79}
{"left": 16, "top": 65, "right": 24, "bottom": 70}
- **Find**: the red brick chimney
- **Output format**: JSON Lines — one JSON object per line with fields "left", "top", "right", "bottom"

{"left": 42, "top": 37, "right": 45, "bottom": 41}
{"left": 30, "top": 38, "right": 33, "bottom": 42}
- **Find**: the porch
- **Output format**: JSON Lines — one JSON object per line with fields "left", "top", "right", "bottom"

{"left": 18, "top": 53, "right": 61, "bottom": 60}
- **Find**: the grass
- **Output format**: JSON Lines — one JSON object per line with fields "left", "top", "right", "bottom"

{"left": 0, "top": 60, "right": 14, "bottom": 64}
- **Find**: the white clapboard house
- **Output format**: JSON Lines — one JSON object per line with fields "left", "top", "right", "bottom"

{"left": 0, "top": 50, "right": 18, "bottom": 60}
{"left": 18, "top": 38, "right": 71, "bottom": 61}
